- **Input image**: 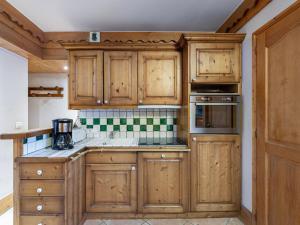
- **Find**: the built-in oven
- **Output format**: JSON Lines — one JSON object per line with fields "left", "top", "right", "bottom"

{"left": 190, "top": 94, "right": 241, "bottom": 134}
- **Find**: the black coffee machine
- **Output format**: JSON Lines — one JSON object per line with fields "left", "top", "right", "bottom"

{"left": 52, "top": 119, "right": 74, "bottom": 150}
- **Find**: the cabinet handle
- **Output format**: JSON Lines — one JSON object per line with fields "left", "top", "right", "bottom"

{"left": 104, "top": 100, "right": 108, "bottom": 104}
{"left": 192, "top": 137, "right": 197, "bottom": 142}
{"left": 37, "top": 223, "right": 43, "bottom": 225}
{"left": 96, "top": 99, "right": 101, "bottom": 104}
{"left": 36, "top": 205, "right": 43, "bottom": 211}
{"left": 36, "top": 187, "right": 43, "bottom": 194}
{"left": 131, "top": 166, "right": 136, "bottom": 171}
{"left": 161, "top": 154, "right": 166, "bottom": 158}
{"left": 36, "top": 170, "right": 43, "bottom": 176}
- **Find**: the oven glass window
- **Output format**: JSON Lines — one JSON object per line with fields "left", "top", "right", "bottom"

{"left": 195, "top": 105, "right": 237, "bottom": 129}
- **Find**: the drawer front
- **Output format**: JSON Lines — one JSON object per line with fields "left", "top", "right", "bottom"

{"left": 86, "top": 152, "right": 136, "bottom": 164}
{"left": 20, "top": 163, "right": 64, "bottom": 180}
{"left": 20, "top": 180, "right": 64, "bottom": 197}
{"left": 20, "top": 197, "right": 64, "bottom": 214}
{"left": 20, "top": 215, "right": 64, "bottom": 225}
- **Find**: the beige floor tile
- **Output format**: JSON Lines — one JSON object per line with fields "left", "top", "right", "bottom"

{"left": 104, "top": 219, "right": 146, "bottom": 225}
{"left": 147, "top": 219, "right": 187, "bottom": 225}
{"left": 227, "top": 218, "right": 244, "bottom": 225}
{"left": 84, "top": 220, "right": 103, "bottom": 225}
{"left": 186, "top": 218, "right": 229, "bottom": 225}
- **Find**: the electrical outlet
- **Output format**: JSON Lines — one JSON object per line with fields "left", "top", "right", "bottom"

{"left": 15, "top": 121, "right": 24, "bottom": 129}
{"left": 89, "top": 32, "right": 100, "bottom": 42}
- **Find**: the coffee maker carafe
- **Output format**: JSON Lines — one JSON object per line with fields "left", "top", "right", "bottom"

{"left": 52, "top": 119, "right": 74, "bottom": 150}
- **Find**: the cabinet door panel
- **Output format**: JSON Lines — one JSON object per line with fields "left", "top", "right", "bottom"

{"left": 104, "top": 51, "right": 138, "bottom": 105}
{"left": 69, "top": 50, "right": 103, "bottom": 107}
{"left": 86, "top": 164, "right": 137, "bottom": 213}
{"left": 190, "top": 43, "right": 241, "bottom": 83}
{"left": 191, "top": 135, "right": 240, "bottom": 212}
{"left": 138, "top": 51, "right": 181, "bottom": 105}
{"left": 138, "top": 152, "right": 188, "bottom": 213}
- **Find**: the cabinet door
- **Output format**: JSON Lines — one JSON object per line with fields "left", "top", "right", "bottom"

{"left": 69, "top": 50, "right": 103, "bottom": 107}
{"left": 138, "top": 51, "right": 181, "bottom": 105}
{"left": 86, "top": 164, "right": 137, "bottom": 212}
{"left": 104, "top": 51, "right": 138, "bottom": 105}
{"left": 138, "top": 152, "right": 188, "bottom": 213}
{"left": 190, "top": 135, "right": 241, "bottom": 212}
{"left": 190, "top": 43, "right": 241, "bottom": 83}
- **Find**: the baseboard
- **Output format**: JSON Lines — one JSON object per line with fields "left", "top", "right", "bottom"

{"left": 0, "top": 193, "right": 13, "bottom": 216}
{"left": 239, "top": 205, "right": 253, "bottom": 225}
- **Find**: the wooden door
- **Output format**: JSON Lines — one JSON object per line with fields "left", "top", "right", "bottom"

{"left": 69, "top": 50, "right": 103, "bottom": 107}
{"left": 138, "top": 51, "right": 181, "bottom": 105}
{"left": 104, "top": 51, "right": 138, "bottom": 105}
{"left": 138, "top": 152, "right": 188, "bottom": 213}
{"left": 190, "top": 43, "right": 241, "bottom": 83}
{"left": 86, "top": 164, "right": 137, "bottom": 212}
{"left": 254, "top": 3, "right": 300, "bottom": 225}
{"left": 190, "top": 135, "right": 240, "bottom": 212}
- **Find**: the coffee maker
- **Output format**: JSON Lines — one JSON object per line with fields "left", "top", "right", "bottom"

{"left": 52, "top": 119, "right": 74, "bottom": 150}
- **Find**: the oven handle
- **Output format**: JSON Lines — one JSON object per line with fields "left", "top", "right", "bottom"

{"left": 195, "top": 103, "right": 239, "bottom": 106}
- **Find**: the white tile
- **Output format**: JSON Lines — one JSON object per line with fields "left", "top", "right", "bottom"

{"left": 134, "top": 132, "right": 140, "bottom": 138}
{"left": 35, "top": 140, "right": 45, "bottom": 151}
{"left": 93, "top": 125, "right": 100, "bottom": 131}
{"left": 153, "top": 118, "right": 160, "bottom": 125}
{"left": 140, "top": 110, "right": 147, "bottom": 118}
{"left": 154, "top": 131, "right": 160, "bottom": 138}
{"left": 160, "top": 125, "right": 167, "bottom": 132}
{"left": 159, "top": 109, "right": 167, "bottom": 117}
{"left": 153, "top": 110, "right": 160, "bottom": 117}
{"left": 140, "top": 132, "right": 147, "bottom": 138}
{"left": 133, "top": 125, "right": 140, "bottom": 132}
{"left": 107, "top": 125, "right": 113, "bottom": 132}
{"left": 87, "top": 118, "right": 93, "bottom": 125}
{"left": 86, "top": 110, "right": 93, "bottom": 118}
{"left": 100, "top": 133, "right": 107, "bottom": 138}
{"left": 93, "top": 110, "right": 100, "bottom": 118}
{"left": 147, "top": 132, "right": 153, "bottom": 138}
{"left": 107, "top": 111, "right": 113, "bottom": 117}
{"left": 113, "top": 110, "right": 120, "bottom": 117}
{"left": 140, "top": 118, "right": 147, "bottom": 125}
{"left": 120, "top": 111, "right": 126, "bottom": 118}
{"left": 27, "top": 137, "right": 36, "bottom": 143}
{"left": 120, "top": 132, "right": 127, "bottom": 138}
{"left": 167, "top": 118, "right": 174, "bottom": 125}
{"left": 127, "top": 132, "right": 134, "bottom": 138}
{"left": 126, "top": 110, "right": 134, "bottom": 118}
{"left": 127, "top": 118, "right": 134, "bottom": 125}
{"left": 113, "top": 118, "right": 120, "bottom": 125}
{"left": 146, "top": 125, "right": 153, "bottom": 132}
{"left": 160, "top": 132, "right": 167, "bottom": 138}
{"left": 22, "top": 144, "right": 28, "bottom": 155}
{"left": 27, "top": 142, "right": 36, "bottom": 154}
{"left": 167, "top": 131, "right": 174, "bottom": 138}
{"left": 120, "top": 125, "right": 127, "bottom": 132}
{"left": 147, "top": 110, "right": 154, "bottom": 117}
{"left": 134, "top": 110, "right": 140, "bottom": 117}
{"left": 100, "top": 118, "right": 107, "bottom": 125}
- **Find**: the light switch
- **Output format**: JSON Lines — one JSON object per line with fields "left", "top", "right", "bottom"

{"left": 15, "top": 121, "right": 24, "bottom": 129}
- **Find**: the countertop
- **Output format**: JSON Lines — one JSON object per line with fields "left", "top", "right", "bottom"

{"left": 22, "top": 138, "right": 189, "bottom": 159}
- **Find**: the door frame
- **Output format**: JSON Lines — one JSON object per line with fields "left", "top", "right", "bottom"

{"left": 252, "top": 1, "right": 300, "bottom": 224}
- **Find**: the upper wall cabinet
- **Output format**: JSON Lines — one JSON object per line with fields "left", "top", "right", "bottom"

{"left": 190, "top": 43, "right": 241, "bottom": 83}
{"left": 138, "top": 51, "right": 182, "bottom": 105}
{"left": 104, "top": 51, "right": 138, "bottom": 106}
{"left": 69, "top": 50, "right": 103, "bottom": 108}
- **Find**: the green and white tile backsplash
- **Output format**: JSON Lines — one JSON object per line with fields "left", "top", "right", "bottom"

{"left": 23, "top": 134, "right": 52, "bottom": 155}
{"left": 79, "top": 109, "right": 178, "bottom": 139}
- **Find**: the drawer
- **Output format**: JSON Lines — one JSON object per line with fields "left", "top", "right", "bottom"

{"left": 20, "top": 215, "right": 64, "bottom": 225}
{"left": 86, "top": 152, "right": 136, "bottom": 164}
{"left": 20, "top": 197, "right": 64, "bottom": 214}
{"left": 20, "top": 180, "right": 64, "bottom": 197}
{"left": 20, "top": 163, "right": 64, "bottom": 180}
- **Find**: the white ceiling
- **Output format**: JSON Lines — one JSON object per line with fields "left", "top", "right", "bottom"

{"left": 7, "top": 0, "right": 242, "bottom": 32}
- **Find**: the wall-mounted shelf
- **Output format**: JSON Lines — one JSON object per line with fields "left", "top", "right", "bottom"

{"left": 28, "top": 86, "right": 64, "bottom": 97}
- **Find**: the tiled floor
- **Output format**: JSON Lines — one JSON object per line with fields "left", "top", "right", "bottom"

{"left": 0, "top": 209, "right": 244, "bottom": 225}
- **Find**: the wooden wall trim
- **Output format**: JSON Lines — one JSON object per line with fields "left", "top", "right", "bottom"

{"left": 217, "top": 0, "right": 272, "bottom": 33}
{"left": 239, "top": 205, "right": 253, "bottom": 225}
{"left": 0, "top": 193, "right": 13, "bottom": 216}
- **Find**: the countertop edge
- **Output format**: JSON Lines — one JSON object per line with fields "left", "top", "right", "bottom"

{"left": 0, "top": 128, "right": 52, "bottom": 140}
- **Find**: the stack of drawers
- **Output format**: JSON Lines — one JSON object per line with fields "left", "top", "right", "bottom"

{"left": 19, "top": 162, "right": 65, "bottom": 225}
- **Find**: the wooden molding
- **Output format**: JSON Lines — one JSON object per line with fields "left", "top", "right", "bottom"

{"left": 217, "top": 0, "right": 272, "bottom": 33}
{"left": 239, "top": 205, "right": 253, "bottom": 225}
{"left": 0, "top": 128, "right": 52, "bottom": 140}
{"left": 0, "top": 193, "right": 13, "bottom": 216}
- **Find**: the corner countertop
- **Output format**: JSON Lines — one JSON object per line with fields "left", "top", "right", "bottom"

{"left": 21, "top": 138, "right": 189, "bottom": 160}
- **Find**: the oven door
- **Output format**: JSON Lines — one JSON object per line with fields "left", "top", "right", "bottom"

{"left": 190, "top": 102, "right": 240, "bottom": 134}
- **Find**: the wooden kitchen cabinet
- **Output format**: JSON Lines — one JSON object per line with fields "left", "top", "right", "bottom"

{"left": 104, "top": 51, "right": 138, "bottom": 105}
{"left": 190, "top": 135, "right": 241, "bottom": 212}
{"left": 190, "top": 43, "right": 241, "bottom": 83}
{"left": 86, "top": 164, "right": 137, "bottom": 213}
{"left": 138, "top": 152, "right": 188, "bottom": 213}
{"left": 69, "top": 50, "right": 103, "bottom": 108}
{"left": 138, "top": 51, "right": 182, "bottom": 105}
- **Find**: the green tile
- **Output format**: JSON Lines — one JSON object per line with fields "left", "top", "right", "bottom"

{"left": 167, "top": 125, "right": 174, "bottom": 131}
{"left": 113, "top": 125, "right": 120, "bottom": 131}
{"left": 87, "top": 125, "right": 93, "bottom": 129}
{"left": 134, "top": 118, "right": 140, "bottom": 125}
{"left": 140, "top": 125, "right": 147, "bottom": 131}
{"left": 173, "top": 118, "right": 177, "bottom": 125}
{"left": 107, "top": 118, "right": 113, "bottom": 125}
{"left": 160, "top": 118, "right": 167, "bottom": 125}
{"left": 120, "top": 118, "right": 127, "bottom": 125}
{"left": 80, "top": 118, "right": 87, "bottom": 125}
{"left": 147, "top": 118, "right": 153, "bottom": 125}
{"left": 153, "top": 125, "right": 160, "bottom": 131}
{"left": 127, "top": 125, "right": 133, "bottom": 132}
{"left": 93, "top": 118, "right": 100, "bottom": 125}
{"left": 100, "top": 125, "right": 107, "bottom": 131}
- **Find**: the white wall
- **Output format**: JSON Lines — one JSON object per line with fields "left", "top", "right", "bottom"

{"left": 238, "top": 0, "right": 296, "bottom": 211}
{"left": 0, "top": 48, "right": 28, "bottom": 199}
{"left": 28, "top": 73, "right": 78, "bottom": 129}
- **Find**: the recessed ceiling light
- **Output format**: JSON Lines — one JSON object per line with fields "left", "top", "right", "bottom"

{"left": 63, "top": 65, "right": 69, "bottom": 71}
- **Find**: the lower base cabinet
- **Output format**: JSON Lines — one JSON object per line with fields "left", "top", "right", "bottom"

{"left": 20, "top": 215, "right": 64, "bottom": 225}
{"left": 190, "top": 135, "right": 241, "bottom": 212}
{"left": 138, "top": 152, "right": 189, "bottom": 213}
{"left": 86, "top": 163, "right": 137, "bottom": 213}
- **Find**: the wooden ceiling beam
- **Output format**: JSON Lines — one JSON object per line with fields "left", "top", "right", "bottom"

{"left": 217, "top": 0, "right": 272, "bottom": 33}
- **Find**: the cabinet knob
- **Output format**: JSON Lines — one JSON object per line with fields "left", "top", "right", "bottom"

{"left": 36, "top": 170, "right": 43, "bottom": 176}
{"left": 192, "top": 137, "right": 197, "bottom": 142}
{"left": 36, "top": 187, "right": 43, "bottom": 194}
{"left": 104, "top": 100, "right": 108, "bottom": 104}
{"left": 36, "top": 205, "right": 43, "bottom": 211}
{"left": 192, "top": 78, "right": 196, "bottom": 82}
{"left": 161, "top": 154, "right": 166, "bottom": 158}
{"left": 96, "top": 99, "right": 101, "bottom": 104}
{"left": 139, "top": 100, "right": 143, "bottom": 104}
{"left": 131, "top": 166, "right": 136, "bottom": 171}
{"left": 37, "top": 223, "right": 43, "bottom": 225}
